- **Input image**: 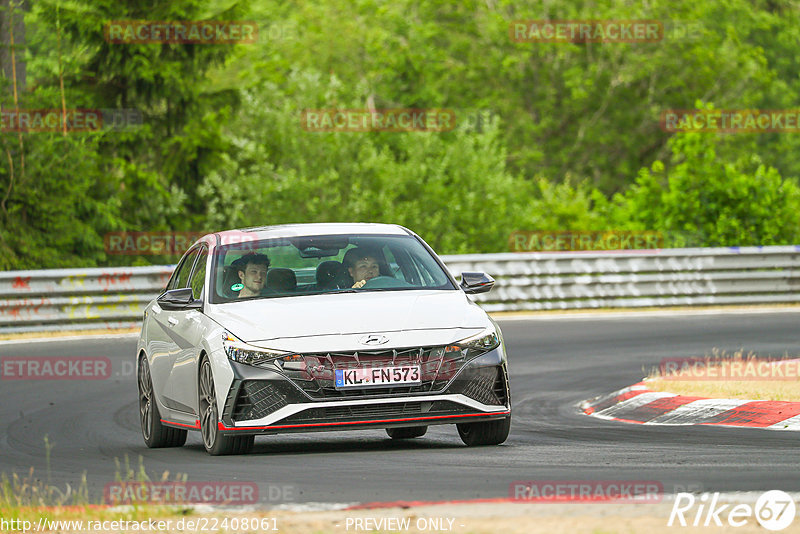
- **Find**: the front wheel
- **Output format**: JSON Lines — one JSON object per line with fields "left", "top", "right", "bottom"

{"left": 386, "top": 426, "right": 427, "bottom": 439}
{"left": 138, "top": 355, "right": 187, "bottom": 448}
{"left": 457, "top": 417, "right": 510, "bottom": 446}
{"left": 199, "top": 358, "right": 254, "bottom": 455}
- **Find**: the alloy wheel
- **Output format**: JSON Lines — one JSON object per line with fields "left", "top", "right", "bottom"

{"left": 138, "top": 356, "right": 153, "bottom": 440}
{"left": 199, "top": 359, "right": 217, "bottom": 449}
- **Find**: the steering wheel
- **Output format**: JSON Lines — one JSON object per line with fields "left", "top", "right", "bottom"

{"left": 361, "top": 276, "right": 412, "bottom": 289}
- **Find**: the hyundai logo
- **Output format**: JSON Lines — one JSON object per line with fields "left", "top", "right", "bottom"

{"left": 359, "top": 334, "right": 389, "bottom": 346}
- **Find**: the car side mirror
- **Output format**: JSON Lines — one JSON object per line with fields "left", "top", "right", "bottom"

{"left": 157, "top": 288, "right": 203, "bottom": 310}
{"left": 459, "top": 272, "right": 495, "bottom": 294}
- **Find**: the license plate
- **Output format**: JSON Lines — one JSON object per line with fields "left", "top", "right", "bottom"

{"left": 334, "top": 365, "right": 421, "bottom": 389}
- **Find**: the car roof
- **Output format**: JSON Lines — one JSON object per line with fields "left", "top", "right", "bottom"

{"left": 210, "top": 223, "right": 412, "bottom": 245}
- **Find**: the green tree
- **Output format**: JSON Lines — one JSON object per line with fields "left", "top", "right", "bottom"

{"left": 240, "top": 0, "right": 792, "bottom": 194}
{"left": 27, "top": 0, "right": 249, "bottom": 225}
{"left": 609, "top": 127, "right": 800, "bottom": 246}
{"left": 198, "top": 69, "right": 539, "bottom": 254}
{"left": 0, "top": 0, "right": 249, "bottom": 268}
{"left": 0, "top": 133, "right": 119, "bottom": 269}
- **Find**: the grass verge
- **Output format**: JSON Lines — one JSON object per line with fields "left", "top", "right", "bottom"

{"left": 645, "top": 349, "right": 800, "bottom": 401}
{"left": 0, "top": 453, "right": 197, "bottom": 527}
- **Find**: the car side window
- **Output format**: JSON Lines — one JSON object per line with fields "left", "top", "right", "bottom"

{"left": 189, "top": 247, "right": 208, "bottom": 300}
{"left": 168, "top": 247, "right": 201, "bottom": 290}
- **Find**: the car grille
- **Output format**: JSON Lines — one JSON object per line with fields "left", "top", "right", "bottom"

{"left": 446, "top": 365, "right": 509, "bottom": 406}
{"left": 232, "top": 380, "right": 289, "bottom": 421}
{"left": 280, "top": 400, "right": 472, "bottom": 424}
{"left": 460, "top": 368, "right": 500, "bottom": 405}
{"left": 274, "top": 346, "right": 470, "bottom": 399}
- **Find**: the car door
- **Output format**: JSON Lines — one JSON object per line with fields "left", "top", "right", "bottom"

{"left": 148, "top": 246, "right": 201, "bottom": 414}
{"left": 165, "top": 245, "right": 209, "bottom": 414}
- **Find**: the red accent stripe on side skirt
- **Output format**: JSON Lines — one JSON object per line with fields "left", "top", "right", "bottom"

{"left": 218, "top": 411, "right": 511, "bottom": 431}
{"left": 702, "top": 401, "right": 800, "bottom": 427}
{"left": 161, "top": 419, "right": 201, "bottom": 429}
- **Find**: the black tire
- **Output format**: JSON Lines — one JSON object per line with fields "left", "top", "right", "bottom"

{"left": 457, "top": 417, "right": 511, "bottom": 446}
{"left": 199, "top": 358, "right": 253, "bottom": 455}
{"left": 386, "top": 426, "right": 428, "bottom": 439}
{"left": 138, "top": 355, "right": 187, "bottom": 448}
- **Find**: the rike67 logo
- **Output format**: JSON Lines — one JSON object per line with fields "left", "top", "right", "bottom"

{"left": 669, "top": 490, "right": 796, "bottom": 531}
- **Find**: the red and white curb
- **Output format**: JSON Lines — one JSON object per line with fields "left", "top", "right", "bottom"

{"left": 581, "top": 382, "right": 800, "bottom": 430}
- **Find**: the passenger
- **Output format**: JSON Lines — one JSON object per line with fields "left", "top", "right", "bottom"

{"left": 343, "top": 247, "right": 383, "bottom": 289}
{"left": 232, "top": 253, "right": 270, "bottom": 298}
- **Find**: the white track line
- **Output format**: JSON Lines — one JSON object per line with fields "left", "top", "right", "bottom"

{"left": 595, "top": 392, "right": 676, "bottom": 419}
{"left": 768, "top": 413, "right": 800, "bottom": 431}
{"left": 645, "top": 399, "right": 748, "bottom": 425}
{"left": 579, "top": 383, "right": 648, "bottom": 412}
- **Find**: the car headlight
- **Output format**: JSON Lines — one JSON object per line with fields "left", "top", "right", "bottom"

{"left": 222, "top": 330, "right": 289, "bottom": 367}
{"left": 454, "top": 325, "right": 501, "bottom": 357}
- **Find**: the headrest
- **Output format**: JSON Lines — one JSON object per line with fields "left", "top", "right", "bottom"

{"left": 266, "top": 268, "right": 296, "bottom": 291}
{"left": 316, "top": 261, "right": 346, "bottom": 289}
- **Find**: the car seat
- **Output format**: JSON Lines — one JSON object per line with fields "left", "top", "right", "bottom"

{"left": 316, "top": 261, "right": 350, "bottom": 290}
{"left": 221, "top": 265, "right": 243, "bottom": 298}
{"left": 266, "top": 268, "right": 297, "bottom": 292}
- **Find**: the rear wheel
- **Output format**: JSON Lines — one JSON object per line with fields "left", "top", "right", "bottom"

{"left": 457, "top": 417, "right": 510, "bottom": 446}
{"left": 386, "top": 426, "right": 427, "bottom": 439}
{"left": 199, "top": 358, "right": 254, "bottom": 455}
{"left": 138, "top": 355, "right": 187, "bottom": 448}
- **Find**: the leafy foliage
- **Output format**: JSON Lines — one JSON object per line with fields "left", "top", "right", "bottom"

{"left": 609, "top": 128, "right": 800, "bottom": 247}
{"left": 198, "top": 71, "right": 537, "bottom": 253}
{"left": 1, "top": 0, "right": 800, "bottom": 268}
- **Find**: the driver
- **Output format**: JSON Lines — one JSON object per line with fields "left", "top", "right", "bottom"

{"left": 343, "top": 247, "right": 382, "bottom": 289}
{"left": 232, "top": 253, "right": 270, "bottom": 298}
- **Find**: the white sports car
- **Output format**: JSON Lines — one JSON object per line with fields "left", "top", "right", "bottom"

{"left": 136, "top": 223, "right": 511, "bottom": 455}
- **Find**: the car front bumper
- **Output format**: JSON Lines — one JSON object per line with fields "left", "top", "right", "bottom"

{"left": 218, "top": 347, "right": 511, "bottom": 435}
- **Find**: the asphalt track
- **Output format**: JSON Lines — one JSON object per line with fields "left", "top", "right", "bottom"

{"left": 1, "top": 310, "right": 798, "bottom": 506}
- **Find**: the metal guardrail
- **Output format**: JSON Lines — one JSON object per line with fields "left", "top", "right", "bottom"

{"left": 1, "top": 246, "right": 799, "bottom": 333}
{"left": 0, "top": 266, "right": 173, "bottom": 333}
{"left": 443, "top": 245, "right": 800, "bottom": 312}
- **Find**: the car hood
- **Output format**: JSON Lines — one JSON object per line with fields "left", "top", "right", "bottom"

{"left": 207, "top": 290, "right": 488, "bottom": 345}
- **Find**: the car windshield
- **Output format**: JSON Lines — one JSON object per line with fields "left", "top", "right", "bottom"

{"left": 210, "top": 233, "right": 456, "bottom": 303}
